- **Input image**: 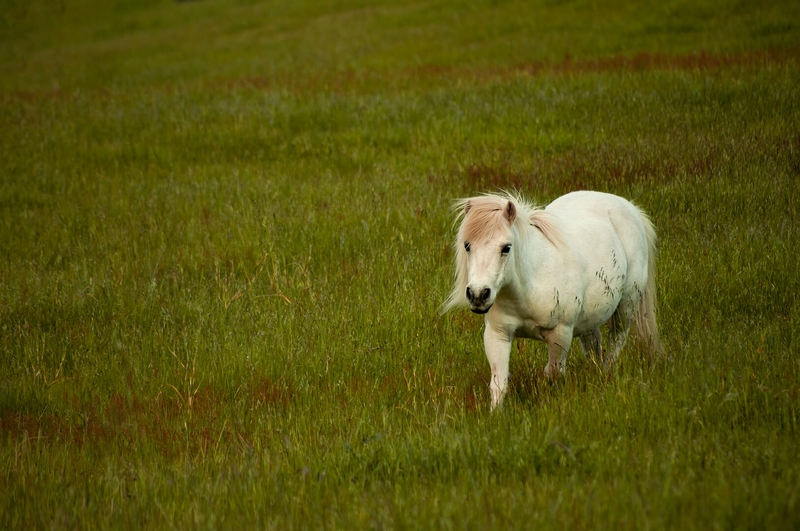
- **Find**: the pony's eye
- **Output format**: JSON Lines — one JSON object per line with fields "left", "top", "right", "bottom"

{"left": 501, "top": 244, "right": 512, "bottom": 255}
{"left": 464, "top": 242, "right": 471, "bottom": 252}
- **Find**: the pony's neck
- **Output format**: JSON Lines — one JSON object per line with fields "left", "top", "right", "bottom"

{"left": 505, "top": 221, "right": 550, "bottom": 299}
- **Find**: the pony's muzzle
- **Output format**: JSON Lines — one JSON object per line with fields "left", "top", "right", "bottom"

{"left": 466, "top": 286, "right": 492, "bottom": 313}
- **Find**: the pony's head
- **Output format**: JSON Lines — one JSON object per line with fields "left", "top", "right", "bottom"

{"left": 445, "top": 194, "right": 523, "bottom": 314}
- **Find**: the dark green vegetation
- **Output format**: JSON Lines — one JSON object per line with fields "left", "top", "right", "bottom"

{"left": 2, "top": 0, "right": 799, "bottom": 528}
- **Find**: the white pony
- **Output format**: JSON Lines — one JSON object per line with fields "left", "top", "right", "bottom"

{"left": 444, "top": 191, "right": 661, "bottom": 409}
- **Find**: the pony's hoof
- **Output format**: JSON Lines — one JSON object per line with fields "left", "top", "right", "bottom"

{"left": 543, "top": 363, "right": 562, "bottom": 378}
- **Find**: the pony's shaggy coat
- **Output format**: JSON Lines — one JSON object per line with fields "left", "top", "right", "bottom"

{"left": 446, "top": 191, "right": 660, "bottom": 409}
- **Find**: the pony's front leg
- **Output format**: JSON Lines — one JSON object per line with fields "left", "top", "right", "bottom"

{"left": 544, "top": 325, "right": 573, "bottom": 378}
{"left": 484, "top": 326, "right": 512, "bottom": 410}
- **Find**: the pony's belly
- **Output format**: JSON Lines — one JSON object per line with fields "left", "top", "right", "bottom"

{"left": 517, "top": 320, "right": 549, "bottom": 341}
{"left": 574, "top": 302, "right": 618, "bottom": 334}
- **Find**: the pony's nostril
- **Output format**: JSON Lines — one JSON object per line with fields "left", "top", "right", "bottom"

{"left": 481, "top": 288, "right": 491, "bottom": 302}
{"left": 466, "top": 287, "right": 473, "bottom": 301}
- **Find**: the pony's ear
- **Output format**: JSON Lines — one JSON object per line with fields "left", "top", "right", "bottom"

{"left": 504, "top": 201, "right": 516, "bottom": 223}
{"left": 464, "top": 200, "right": 472, "bottom": 214}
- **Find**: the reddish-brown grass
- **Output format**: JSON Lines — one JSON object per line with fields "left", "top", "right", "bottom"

{"left": 0, "top": 376, "right": 293, "bottom": 459}
{"left": 9, "top": 48, "right": 797, "bottom": 101}
{"left": 222, "top": 48, "right": 799, "bottom": 94}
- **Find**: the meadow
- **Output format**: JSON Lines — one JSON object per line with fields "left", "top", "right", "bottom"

{"left": 1, "top": 0, "right": 799, "bottom": 528}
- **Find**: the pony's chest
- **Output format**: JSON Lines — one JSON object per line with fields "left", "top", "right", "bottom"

{"left": 496, "top": 291, "right": 566, "bottom": 340}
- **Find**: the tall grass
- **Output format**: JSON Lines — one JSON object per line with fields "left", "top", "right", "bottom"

{"left": 2, "top": 0, "right": 799, "bottom": 528}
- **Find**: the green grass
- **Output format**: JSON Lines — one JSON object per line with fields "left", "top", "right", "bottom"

{"left": 2, "top": 0, "right": 800, "bottom": 528}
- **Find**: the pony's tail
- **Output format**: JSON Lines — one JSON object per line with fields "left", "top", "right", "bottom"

{"left": 633, "top": 212, "right": 663, "bottom": 360}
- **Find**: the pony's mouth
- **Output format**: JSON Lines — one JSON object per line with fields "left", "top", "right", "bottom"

{"left": 470, "top": 305, "right": 492, "bottom": 315}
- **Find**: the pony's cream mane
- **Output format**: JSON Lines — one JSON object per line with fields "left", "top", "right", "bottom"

{"left": 443, "top": 192, "right": 564, "bottom": 312}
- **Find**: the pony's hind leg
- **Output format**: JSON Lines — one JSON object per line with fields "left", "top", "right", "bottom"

{"left": 605, "top": 309, "right": 631, "bottom": 369}
{"left": 579, "top": 328, "right": 603, "bottom": 361}
{"left": 544, "top": 325, "right": 573, "bottom": 378}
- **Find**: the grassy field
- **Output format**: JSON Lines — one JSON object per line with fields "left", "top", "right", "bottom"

{"left": 2, "top": 0, "right": 800, "bottom": 528}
